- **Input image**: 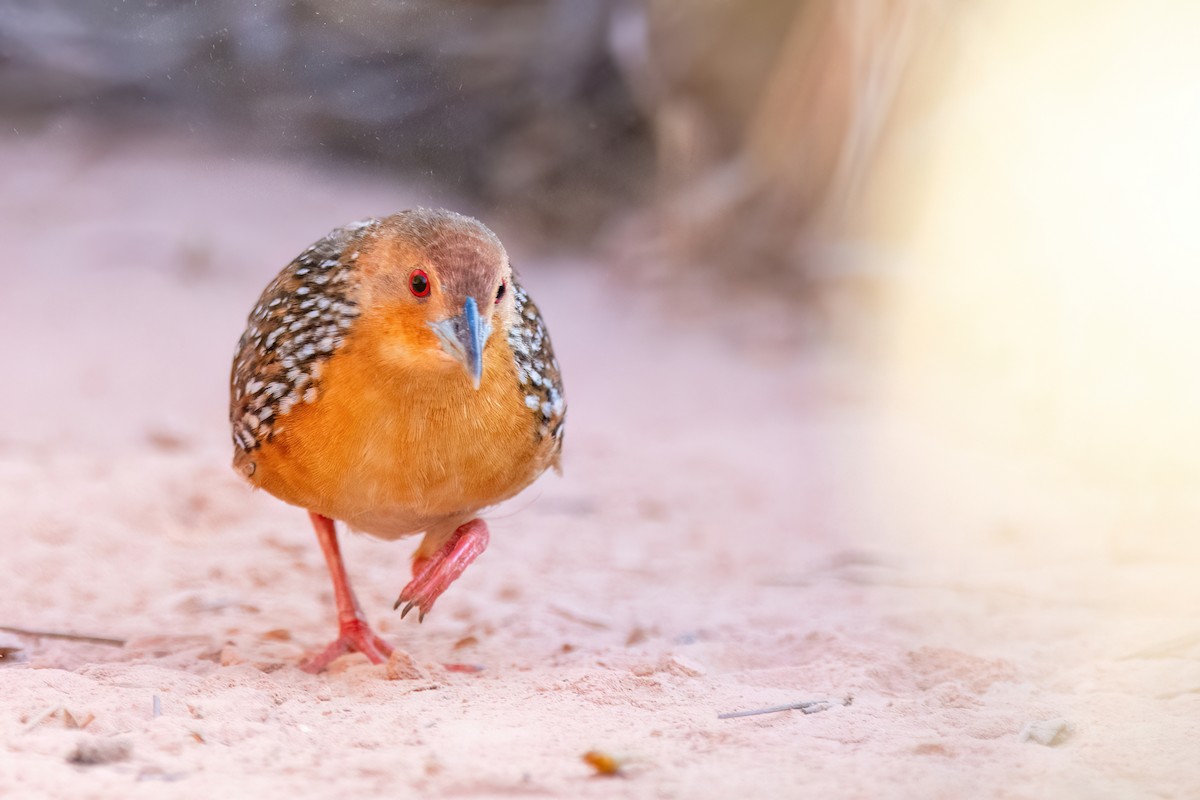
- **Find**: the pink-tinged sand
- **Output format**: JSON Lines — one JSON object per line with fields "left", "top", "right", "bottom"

{"left": 0, "top": 131, "right": 1197, "bottom": 799}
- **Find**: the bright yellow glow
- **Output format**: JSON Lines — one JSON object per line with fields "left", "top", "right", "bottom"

{"left": 871, "top": 0, "right": 1200, "bottom": 495}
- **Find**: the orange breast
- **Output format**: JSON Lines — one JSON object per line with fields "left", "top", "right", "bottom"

{"left": 246, "top": 313, "right": 549, "bottom": 539}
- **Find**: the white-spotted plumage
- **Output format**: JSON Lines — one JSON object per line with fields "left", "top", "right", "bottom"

{"left": 507, "top": 280, "right": 566, "bottom": 456}
{"left": 230, "top": 219, "right": 380, "bottom": 455}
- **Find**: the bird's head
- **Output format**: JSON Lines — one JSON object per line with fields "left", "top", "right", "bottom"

{"left": 356, "top": 209, "right": 514, "bottom": 389}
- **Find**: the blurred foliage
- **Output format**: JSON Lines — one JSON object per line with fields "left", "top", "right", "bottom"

{"left": 0, "top": 0, "right": 651, "bottom": 239}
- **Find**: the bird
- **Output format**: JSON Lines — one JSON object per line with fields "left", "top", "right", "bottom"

{"left": 229, "top": 209, "right": 565, "bottom": 672}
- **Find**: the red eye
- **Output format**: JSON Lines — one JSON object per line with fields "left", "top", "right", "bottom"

{"left": 495, "top": 280, "right": 506, "bottom": 304}
{"left": 409, "top": 269, "right": 430, "bottom": 297}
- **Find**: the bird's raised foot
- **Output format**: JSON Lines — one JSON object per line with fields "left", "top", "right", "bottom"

{"left": 394, "top": 519, "right": 490, "bottom": 622}
{"left": 301, "top": 617, "right": 394, "bottom": 673}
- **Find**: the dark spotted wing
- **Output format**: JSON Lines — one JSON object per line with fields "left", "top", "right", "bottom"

{"left": 506, "top": 274, "right": 566, "bottom": 465}
{"left": 229, "top": 219, "right": 378, "bottom": 455}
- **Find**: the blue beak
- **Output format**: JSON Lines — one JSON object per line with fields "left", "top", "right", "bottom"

{"left": 427, "top": 296, "right": 491, "bottom": 389}
{"left": 460, "top": 296, "right": 486, "bottom": 389}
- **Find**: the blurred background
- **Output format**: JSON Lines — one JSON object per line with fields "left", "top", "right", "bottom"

{"left": 4, "top": 0, "right": 1199, "bottom": 498}
{"left": 0, "top": 0, "right": 940, "bottom": 268}
{"left": 3, "top": 3, "right": 1200, "bottom": 793}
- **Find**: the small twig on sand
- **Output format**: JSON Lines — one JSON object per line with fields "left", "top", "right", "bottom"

{"left": 718, "top": 697, "right": 851, "bottom": 719}
{"left": 22, "top": 706, "right": 62, "bottom": 734}
{"left": 0, "top": 625, "right": 126, "bottom": 648}
{"left": 548, "top": 605, "right": 609, "bottom": 630}
{"left": 24, "top": 706, "right": 95, "bottom": 733}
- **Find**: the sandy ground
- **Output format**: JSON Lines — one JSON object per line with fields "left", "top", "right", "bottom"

{"left": 2, "top": 129, "right": 1199, "bottom": 799}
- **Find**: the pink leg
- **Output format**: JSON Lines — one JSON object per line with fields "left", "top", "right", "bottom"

{"left": 393, "top": 519, "right": 490, "bottom": 622}
{"left": 301, "top": 512, "right": 394, "bottom": 673}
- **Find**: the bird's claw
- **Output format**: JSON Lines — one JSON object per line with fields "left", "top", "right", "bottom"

{"left": 393, "top": 594, "right": 430, "bottom": 623}
{"left": 392, "top": 519, "right": 489, "bottom": 624}
{"left": 395, "top": 599, "right": 418, "bottom": 620}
